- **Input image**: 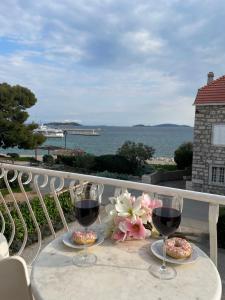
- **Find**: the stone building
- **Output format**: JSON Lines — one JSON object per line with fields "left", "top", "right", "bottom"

{"left": 192, "top": 72, "right": 225, "bottom": 195}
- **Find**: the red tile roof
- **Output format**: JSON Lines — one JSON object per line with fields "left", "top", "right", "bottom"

{"left": 194, "top": 74, "right": 225, "bottom": 105}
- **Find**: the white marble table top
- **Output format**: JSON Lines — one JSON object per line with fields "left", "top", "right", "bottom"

{"left": 31, "top": 235, "right": 222, "bottom": 300}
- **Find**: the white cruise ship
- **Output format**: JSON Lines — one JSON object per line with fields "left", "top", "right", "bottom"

{"left": 34, "top": 125, "right": 64, "bottom": 138}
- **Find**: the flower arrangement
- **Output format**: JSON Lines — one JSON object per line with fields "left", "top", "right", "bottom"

{"left": 104, "top": 191, "right": 162, "bottom": 242}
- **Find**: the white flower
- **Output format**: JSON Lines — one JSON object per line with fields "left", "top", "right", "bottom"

{"left": 115, "top": 192, "right": 145, "bottom": 222}
{"left": 102, "top": 203, "right": 118, "bottom": 238}
{"left": 139, "top": 207, "right": 151, "bottom": 224}
{"left": 102, "top": 203, "right": 117, "bottom": 224}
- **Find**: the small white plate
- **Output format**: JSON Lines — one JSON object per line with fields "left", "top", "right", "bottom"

{"left": 150, "top": 239, "right": 199, "bottom": 265}
{"left": 62, "top": 231, "right": 104, "bottom": 249}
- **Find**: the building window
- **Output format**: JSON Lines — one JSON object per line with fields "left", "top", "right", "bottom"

{"left": 210, "top": 166, "right": 225, "bottom": 185}
{"left": 219, "top": 167, "right": 225, "bottom": 183}
{"left": 211, "top": 167, "right": 217, "bottom": 182}
{"left": 212, "top": 124, "right": 225, "bottom": 145}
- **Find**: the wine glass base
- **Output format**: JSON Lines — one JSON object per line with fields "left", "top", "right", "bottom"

{"left": 72, "top": 253, "right": 97, "bottom": 267}
{"left": 148, "top": 263, "right": 177, "bottom": 280}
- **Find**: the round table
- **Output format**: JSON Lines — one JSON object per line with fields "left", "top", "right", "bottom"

{"left": 31, "top": 235, "right": 222, "bottom": 300}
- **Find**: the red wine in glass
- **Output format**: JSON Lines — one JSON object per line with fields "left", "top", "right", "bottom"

{"left": 149, "top": 196, "right": 182, "bottom": 280}
{"left": 152, "top": 207, "right": 181, "bottom": 236}
{"left": 75, "top": 199, "right": 100, "bottom": 227}
{"left": 73, "top": 199, "right": 100, "bottom": 267}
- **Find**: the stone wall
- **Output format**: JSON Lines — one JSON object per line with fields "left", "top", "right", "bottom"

{"left": 192, "top": 105, "right": 225, "bottom": 194}
{"left": 142, "top": 169, "right": 190, "bottom": 185}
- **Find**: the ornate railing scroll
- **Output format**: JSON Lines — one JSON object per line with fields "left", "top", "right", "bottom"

{"left": 3, "top": 169, "right": 28, "bottom": 256}
{"left": 0, "top": 162, "right": 224, "bottom": 267}
{"left": 0, "top": 191, "right": 15, "bottom": 246}
{"left": 33, "top": 174, "right": 56, "bottom": 239}
{"left": 17, "top": 171, "right": 42, "bottom": 264}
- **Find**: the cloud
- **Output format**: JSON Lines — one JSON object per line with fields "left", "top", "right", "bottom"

{"left": 0, "top": 0, "right": 225, "bottom": 126}
{"left": 122, "top": 30, "right": 164, "bottom": 54}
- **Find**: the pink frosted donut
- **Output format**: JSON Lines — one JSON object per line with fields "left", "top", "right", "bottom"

{"left": 72, "top": 231, "right": 97, "bottom": 245}
{"left": 165, "top": 237, "right": 192, "bottom": 259}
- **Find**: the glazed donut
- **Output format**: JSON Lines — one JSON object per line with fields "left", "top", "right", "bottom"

{"left": 165, "top": 237, "right": 192, "bottom": 259}
{"left": 72, "top": 231, "right": 97, "bottom": 245}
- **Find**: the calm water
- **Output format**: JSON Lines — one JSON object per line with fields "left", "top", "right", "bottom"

{"left": 1, "top": 126, "right": 193, "bottom": 157}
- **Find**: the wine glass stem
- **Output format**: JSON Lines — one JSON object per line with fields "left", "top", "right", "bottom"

{"left": 83, "top": 227, "right": 88, "bottom": 258}
{"left": 161, "top": 236, "right": 167, "bottom": 272}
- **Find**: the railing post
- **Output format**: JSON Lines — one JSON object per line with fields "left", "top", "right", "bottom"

{"left": 208, "top": 203, "right": 219, "bottom": 267}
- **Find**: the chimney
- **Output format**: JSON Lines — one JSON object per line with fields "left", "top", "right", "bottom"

{"left": 207, "top": 72, "right": 214, "bottom": 84}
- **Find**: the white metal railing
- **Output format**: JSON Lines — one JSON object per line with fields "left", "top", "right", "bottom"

{"left": 0, "top": 162, "right": 224, "bottom": 266}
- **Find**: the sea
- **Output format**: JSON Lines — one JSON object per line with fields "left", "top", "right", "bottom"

{"left": 0, "top": 126, "right": 193, "bottom": 158}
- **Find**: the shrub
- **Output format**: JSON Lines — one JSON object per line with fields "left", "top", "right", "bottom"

{"left": 117, "top": 141, "right": 155, "bottom": 166}
{"left": 73, "top": 154, "right": 95, "bottom": 171}
{"left": 1, "top": 191, "right": 75, "bottom": 253}
{"left": 94, "top": 170, "right": 132, "bottom": 180}
{"left": 56, "top": 155, "right": 74, "bottom": 165}
{"left": 140, "top": 164, "right": 155, "bottom": 174}
{"left": 174, "top": 142, "right": 193, "bottom": 170}
{"left": 30, "top": 157, "right": 40, "bottom": 166}
{"left": 15, "top": 156, "right": 32, "bottom": 162}
{"left": 57, "top": 154, "right": 95, "bottom": 172}
{"left": 218, "top": 207, "right": 225, "bottom": 249}
{"left": 7, "top": 153, "right": 20, "bottom": 159}
{"left": 43, "top": 154, "right": 54, "bottom": 165}
{"left": 152, "top": 164, "right": 177, "bottom": 172}
{"left": 93, "top": 154, "right": 136, "bottom": 174}
{"left": 0, "top": 171, "right": 29, "bottom": 190}
{"left": 0, "top": 178, "right": 5, "bottom": 189}
{"left": 58, "top": 153, "right": 140, "bottom": 175}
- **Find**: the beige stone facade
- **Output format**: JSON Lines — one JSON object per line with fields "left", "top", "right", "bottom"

{"left": 192, "top": 105, "right": 225, "bottom": 194}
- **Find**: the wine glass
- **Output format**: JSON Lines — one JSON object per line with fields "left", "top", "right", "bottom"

{"left": 72, "top": 183, "right": 101, "bottom": 267}
{"left": 149, "top": 194, "right": 182, "bottom": 280}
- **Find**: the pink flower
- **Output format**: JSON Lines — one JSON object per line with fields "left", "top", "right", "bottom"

{"left": 141, "top": 193, "right": 152, "bottom": 208}
{"left": 140, "top": 193, "right": 162, "bottom": 210}
{"left": 112, "top": 217, "right": 146, "bottom": 241}
{"left": 148, "top": 198, "right": 163, "bottom": 210}
{"left": 108, "top": 193, "right": 162, "bottom": 242}
{"left": 112, "top": 217, "right": 128, "bottom": 241}
{"left": 114, "top": 216, "right": 125, "bottom": 226}
{"left": 112, "top": 230, "right": 127, "bottom": 241}
{"left": 136, "top": 193, "right": 163, "bottom": 224}
{"left": 124, "top": 218, "right": 146, "bottom": 239}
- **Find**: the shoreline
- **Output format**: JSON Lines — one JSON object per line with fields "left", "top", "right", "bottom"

{"left": 147, "top": 157, "right": 175, "bottom": 165}
{"left": 1, "top": 152, "right": 175, "bottom": 165}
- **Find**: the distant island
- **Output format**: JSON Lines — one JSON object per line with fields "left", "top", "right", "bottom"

{"left": 154, "top": 123, "right": 191, "bottom": 128}
{"left": 45, "top": 122, "right": 81, "bottom": 126}
{"left": 133, "top": 124, "right": 145, "bottom": 127}
{"left": 133, "top": 124, "right": 191, "bottom": 128}
{"left": 44, "top": 122, "right": 191, "bottom": 128}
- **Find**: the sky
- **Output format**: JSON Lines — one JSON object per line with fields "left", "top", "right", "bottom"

{"left": 0, "top": 0, "right": 225, "bottom": 126}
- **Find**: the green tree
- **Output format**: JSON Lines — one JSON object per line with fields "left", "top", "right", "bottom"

{"left": 117, "top": 141, "right": 155, "bottom": 166}
{"left": 93, "top": 154, "right": 137, "bottom": 174}
{"left": 0, "top": 83, "right": 46, "bottom": 149}
{"left": 43, "top": 154, "right": 54, "bottom": 166}
{"left": 174, "top": 142, "right": 193, "bottom": 170}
